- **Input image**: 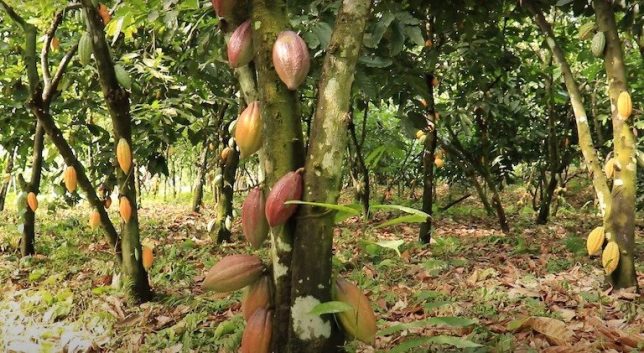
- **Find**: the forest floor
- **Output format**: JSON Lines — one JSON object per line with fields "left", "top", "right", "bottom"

{"left": 0, "top": 182, "right": 642, "bottom": 353}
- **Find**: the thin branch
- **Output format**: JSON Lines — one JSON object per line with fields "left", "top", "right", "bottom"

{"left": 0, "top": 0, "right": 26, "bottom": 28}
{"left": 44, "top": 43, "right": 79, "bottom": 104}
{"left": 41, "top": 4, "right": 82, "bottom": 92}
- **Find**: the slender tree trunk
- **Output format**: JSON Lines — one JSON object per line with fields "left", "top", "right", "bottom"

{"left": 348, "top": 105, "right": 370, "bottom": 218}
{"left": 537, "top": 55, "right": 558, "bottom": 224}
{"left": 0, "top": 148, "right": 15, "bottom": 211}
{"left": 81, "top": 0, "right": 151, "bottom": 301}
{"left": 420, "top": 73, "right": 438, "bottom": 243}
{"left": 192, "top": 146, "right": 209, "bottom": 212}
{"left": 594, "top": 0, "right": 637, "bottom": 289}
{"left": 21, "top": 122, "right": 45, "bottom": 256}
{"left": 212, "top": 148, "right": 238, "bottom": 243}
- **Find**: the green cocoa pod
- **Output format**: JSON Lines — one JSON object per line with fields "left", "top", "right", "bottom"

{"left": 591, "top": 32, "right": 605, "bottom": 57}
{"left": 114, "top": 64, "right": 132, "bottom": 90}
{"left": 79, "top": 32, "right": 92, "bottom": 66}
{"left": 578, "top": 22, "right": 595, "bottom": 40}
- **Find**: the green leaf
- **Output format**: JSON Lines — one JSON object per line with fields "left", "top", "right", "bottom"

{"left": 309, "top": 301, "right": 353, "bottom": 316}
{"left": 284, "top": 200, "right": 361, "bottom": 216}
{"left": 380, "top": 317, "right": 477, "bottom": 336}
{"left": 427, "top": 335, "right": 482, "bottom": 348}
{"left": 376, "top": 214, "right": 427, "bottom": 228}
{"left": 372, "top": 239, "right": 404, "bottom": 256}
{"left": 371, "top": 204, "right": 429, "bottom": 217}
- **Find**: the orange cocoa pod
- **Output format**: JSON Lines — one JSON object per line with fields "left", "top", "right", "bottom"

{"left": 265, "top": 169, "right": 303, "bottom": 227}
{"left": 142, "top": 245, "right": 154, "bottom": 271}
{"left": 333, "top": 278, "right": 377, "bottom": 345}
{"left": 241, "top": 275, "right": 272, "bottom": 320}
{"left": 89, "top": 210, "right": 101, "bottom": 229}
{"left": 98, "top": 4, "right": 111, "bottom": 25}
{"left": 235, "top": 101, "right": 263, "bottom": 158}
{"left": 119, "top": 196, "right": 132, "bottom": 223}
{"left": 63, "top": 166, "right": 78, "bottom": 192}
{"left": 203, "top": 254, "right": 264, "bottom": 292}
{"left": 241, "top": 308, "right": 272, "bottom": 353}
{"left": 117, "top": 138, "right": 132, "bottom": 174}
{"left": 27, "top": 192, "right": 38, "bottom": 212}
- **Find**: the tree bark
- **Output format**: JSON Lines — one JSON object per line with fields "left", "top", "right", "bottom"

{"left": 21, "top": 122, "right": 45, "bottom": 256}
{"left": 594, "top": 0, "right": 637, "bottom": 289}
{"left": 537, "top": 54, "right": 558, "bottom": 224}
{"left": 81, "top": 0, "right": 151, "bottom": 301}
{"left": 0, "top": 148, "right": 15, "bottom": 211}
{"left": 347, "top": 104, "right": 370, "bottom": 218}
{"left": 420, "top": 73, "right": 438, "bottom": 243}
{"left": 192, "top": 115, "right": 212, "bottom": 213}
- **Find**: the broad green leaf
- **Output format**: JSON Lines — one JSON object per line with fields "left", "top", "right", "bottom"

{"left": 309, "top": 301, "right": 353, "bottom": 316}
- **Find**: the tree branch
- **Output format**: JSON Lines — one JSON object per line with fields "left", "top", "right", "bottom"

{"left": 41, "top": 4, "right": 82, "bottom": 92}
{"left": 44, "top": 43, "right": 79, "bottom": 104}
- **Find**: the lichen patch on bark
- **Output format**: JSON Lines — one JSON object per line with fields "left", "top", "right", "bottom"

{"left": 291, "top": 296, "right": 332, "bottom": 340}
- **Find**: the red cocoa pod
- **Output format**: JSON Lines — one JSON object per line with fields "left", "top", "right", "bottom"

{"left": 242, "top": 187, "right": 269, "bottom": 249}
{"left": 203, "top": 254, "right": 264, "bottom": 292}
{"left": 333, "top": 278, "right": 377, "bottom": 345}
{"left": 241, "top": 308, "right": 272, "bottom": 353}
{"left": 228, "top": 20, "right": 253, "bottom": 68}
{"left": 272, "top": 31, "right": 310, "bottom": 90}
{"left": 265, "top": 169, "right": 303, "bottom": 227}
{"left": 241, "top": 275, "right": 272, "bottom": 320}
{"left": 234, "top": 101, "right": 263, "bottom": 158}
{"left": 211, "top": 0, "right": 235, "bottom": 18}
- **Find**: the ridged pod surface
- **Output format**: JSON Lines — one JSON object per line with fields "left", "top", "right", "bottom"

{"left": 220, "top": 147, "right": 232, "bottom": 164}
{"left": 89, "top": 210, "right": 101, "bottom": 229}
{"left": 617, "top": 91, "right": 632, "bottom": 119}
{"left": 142, "top": 246, "right": 154, "bottom": 271}
{"left": 211, "top": 0, "right": 235, "bottom": 18}
{"left": 63, "top": 166, "right": 78, "bottom": 192}
{"left": 242, "top": 187, "right": 269, "bottom": 249}
{"left": 601, "top": 241, "right": 620, "bottom": 274}
{"left": 591, "top": 32, "right": 605, "bottom": 57}
{"left": 228, "top": 20, "right": 253, "bottom": 68}
{"left": 586, "top": 226, "right": 605, "bottom": 256}
{"left": 272, "top": 31, "right": 310, "bottom": 90}
{"left": 241, "top": 275, "right": 272, "bottom": 320}
{"left": 265, "top": 169, "right": 303, "bottom": 227}
{"left": 79, "top": 32, "right": 92, "bottom": 66}
{"left": 415, "top": 130, "right": 425, "bottom": 139}
{"left": 578, "top": 22, "right": 595, "bottom": 40}
{"left": 114, "top": 65, "right": 132, "bottom": 90}
{"left": 27, "top": 192, "right": 38, "bottom": 212}
{"left": 604, "top": 158, "right": 615, "bottom": 179}
{"left": 241, "top": 308, "right": 272, "bottom": 353}
{"left": 117, "top": 138, "right": 132, "bottom": 174}
{"left": 333, "top": 278, "right": 377, "bottom": 345}
{"left": 235, "top": 101, "right": 263, "bottom": 159}
{"left": 203, "top": 254, "right": 264, "bottom": 292}
{"left": 119, "top": 196, "right": 132, "bottom": 223}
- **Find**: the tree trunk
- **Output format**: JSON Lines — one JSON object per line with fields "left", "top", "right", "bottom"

{"left": 347, "top": 104, "right": 370, "bottom": 218}
{"left": 212, "top": 148, "right": 238, "bottom": 243}
{"left": 81, "top": 0, "right": 151, "bottom": 302}
{"left": 21, "top": 122, "right": 45, "bottom": 256}
{"left": 420, "top": 73, "right": 438, "bottom": 243}
{"left": 0, "top": 148, "right": 15, "bottom": 211}
{"left": 594, "top": 0, "right": 637, "bottom": 289}
{"left": 537, "top": 54, "right": 558, "bottom": 224}
{"left": 192, "top": 146, "right": 209, "bottom": 212}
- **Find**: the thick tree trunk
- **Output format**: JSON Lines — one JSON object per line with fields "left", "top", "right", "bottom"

{"left": 0, "top": 148, "right": 15, "bottom": 211}
{"left": 594, "top": 0, "right": 637, "bottom": 289}
{"left": 21, "top": 122, "right": 45, "bottom": 256}
{"left": 420, "top": 73, "right": 438, "bottom": 243}
{"left": 81, "top": 0, "right": 151, "bottom": 302}
{"left": 289, "top": 2, "right": 371, "bottom": 352}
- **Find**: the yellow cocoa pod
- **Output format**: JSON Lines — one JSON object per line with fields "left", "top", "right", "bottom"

{"left": 586, "top": 226, "right": 604, "bottom": 256}
{"left": 119, "top": 196, "right": 132, "bottom": 223}
{"left": 601, "top": 241, "right": 620, "bottom": 275}
{"left": 434, "top": 157, "right": 444, "bottom": 168}
{"left": 50, "top": 36, "right": 60, "bottom": 51}
{"left": 617, "top": 91, "right": 632, "bottom": 119}
{"left": 333, "top": 278, "right": 377, "bottom": 345}
{"left": 235, "top": 101, "right": 263, "bottom": 158}
{"left": 89, "top": 210, "right": 101, "bottom": 229}
{"left": 27, "top": 192, "right": 38, "bottom": 212}
{"left": 117, "top": 138, "right": 132, "bottom": 174}
{"left": 63, "top": 166, "right": 78, "bottom": 192}
{"left": 415, "top": 130, "right": 426, "bottom": 139}
{"left": 220, "top": 147, "right": 232, "bottom": 164}
{"left": 604, "top": 158, "right": 615, "bottom": 179}
{"left": 142, "top": 245, "right": 154, "bottom": 271}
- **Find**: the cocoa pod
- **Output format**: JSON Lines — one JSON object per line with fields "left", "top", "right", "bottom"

{"left": 272, "top": 31, "right": 310, "bottom": 90}
{"left": 211, "top": 0, "right": 235, "bottom": 18}
{"left": 117, "top": 138, "right": 132, "bottom": 174}
{"left": 104, "top": 197, "right": 112, "bottom": 209}
{"left": 242, "top": 187, "right": 269, "bottom": 249}
{"left": 415, "top": 130, "right": 425, "bottom": 139}
{"left": 228, "top": 20, "right": 254, "bottom": 68}
{"left": 79, "top": 32, "right": 92, "bottom": 65}
{"left": 220, "top": 147, "right": 232, "bottom": 164}
{"left": 50, "top": 37, "right": 60, "bottom": 51}
{"left": 119, "top": 196, "right": 132, "bottom": 223}
{"left": 203, "top": 254, "right": 264, "bottom": 292}
{"left": 98, "top": 3, "right": 111, "bottom": 25}
{"left": 604, "top": 158, "right": 616, "bottom": 179}
{"left": 586, "top": 226, "right": 604, "bottom": 256}
{"left": 63, "top": 166, "right": 78, "bottom": 193}
{"left": 601, "top": 241, "right": 619, "bottom": 275}
{"left": 578, "top": 21, "right": 596, "bottom": 40}
{"left": 114, "top": 64, "right": 132, "bottom": 90}
{"left": 89, "top": 210, "right": 101, "bottom": 229}
{"left": 241, "top": 308, "right": 272, "bottom": 353}
{"left": 265, "top": 169, "right": 303, "bottom": 227}
{"left": 142, "top": 245, "right": 154, "bottom": 271}
{"left": 434, "top": 157, "right": 444, "bottom": 168}
{"left": 235, "top": 101, "right": 263, "bottom": 159}
{"left": 241, "top": 275, "right": 272, "bottom": 320}
{"left": 591, "top": 32, "right": 605, "bottom": 57}
{"left": 27, "top": 192, "right": 38, "bottom": 212}
{"left": 333, "top": 278, "right": 377, "bottom": 345}
{"left": 617, "top": 91, "right": 632, "bottom": 119}
{"left": 432, "top": 77, "right": 439, "bottom": 87}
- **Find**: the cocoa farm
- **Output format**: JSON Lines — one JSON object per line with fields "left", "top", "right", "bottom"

{"left": 0, "top": 1, "right": 642, "bottom": 352}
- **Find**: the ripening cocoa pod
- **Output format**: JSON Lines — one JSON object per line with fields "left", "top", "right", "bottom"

{"left": 432, "top": 77, "right": 439, "bottom": 87}
{"left": 117, "top": 138, "right": 132, "bottom": 174}
{"left": 241, "top": 275, "right": 272, "bottom": 320}
{"left": 604, "top": 158, "right": 616, "bottom": 179}
{"left": 142, "top": 245, "right": 154, "bottom": 271}
{"left": 79, "top": 32, "right": 92, "bottom": 66}
{"left": 114, "top": 64, "right": 132, "bottom": 90}
{"left": 415, "top": 130, "right": 426, "bottom": 139}
{"left": 63, "top": 166, "right": 78, "bottom": 192}
{"left": 228, "top": 20, "right": 254, "bottom": 68}
{"left": 220, "top": 147, "right": 232, "bottom": 164}
{"left": 104, "top": 197, "right": 112, "bottom": 209}
{"left": 578, "top": 21, "right": 596, "bottom": 40}
{"left": 265, "top": 169, "right": 303, "bottom": 227}
{"left": 272, "top": 31, "right": 310, "bottom": 90}
{"left": 601, "top": 241, "right": 619, "bottom": 274}
{"left": 242, "top": 187, "right": 269, "bottom": 249}
{"left": 119, "top": 196, "right": 132, "bottom": 223}
{"left": 434, "top": 157, "right": 444, "bottom": 168}
{"left": 333, "top": 278, "right": 377, "bottom": 345}
{"left": 203, "top": 254, "right": 264, "bottom": 292}
{"left": 27, "top": 192, "right": 38, "bottom": 212}
{"left": 586, "top": 226, "right": 604, "bottom": 256}
{"left": 89, "top": 210, "right": 101, "bottom": 229}
{"left": 50, "top": 37, "right": 60, "bottom": 51}
{"left": 98, "top": 3, "right": 111, "bottom": 25}
{"left": 241, "top": 308, "right": 272, "bottom": 353}
{"left": 211, "top": 0, "right": 235, "bottom": 18}
{"left": 235, "top": 101, "right": 263, "bottom": 158}
{"left": 617, "top": 91, "right": 632, "bottom": 119}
